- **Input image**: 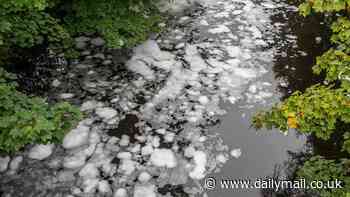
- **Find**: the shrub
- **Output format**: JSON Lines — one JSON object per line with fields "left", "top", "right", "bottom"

{"left": 253, "top": 85, "right": 350, "bottom": 142}
{"left": 0, "top": 0, "right": 162, "bottom": 52}
{"left": 331, "top": 17, "right": 350, "bottom": 52}
{"left": 0, "top": 0, "right": 163, "bottom": 153}
{"left": 313, "top": 49, "right": 350, "bottom": 89}
{"left": 63, "top": 0, "right": 162, "bottom": 48}
{"left": 299, "top": 0, "right": 350, "bottom": 16}
{"left": 0, "top": 68, "right": 82, "bottom": 153}
{"left": 297, "top": 156, "right": 350, "bottom": 197}
{"left": 0, "top": 0, "right": 71, "bottom": 50}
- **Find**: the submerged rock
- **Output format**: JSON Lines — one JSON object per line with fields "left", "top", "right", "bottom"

{"left": 51, "top": 79, "right": 61, "bottom": 87}
{"left": 60, "top": 93, "right": 75, "bottom": 99}
{"left": 93, "top": 53, "right": 105, "bottom": 60}
{"left": 76, "top": 41, "right": 87, "bottom": 50}
{"left": 91, "top": 37, "right": 105, "bottom": 47}
{"left": 102, "top": 60, "right": 113, "bottom": 65}
{"left": 75, "top": 36, "right": 90, "bottom": 43}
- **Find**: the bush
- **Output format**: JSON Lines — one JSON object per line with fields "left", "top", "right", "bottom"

{"left": 0, "top": 68, "right": 82, "bottom": 153}
{"left": 0, "top": 0, "right": 162, "bottom": 52}
{"left": 253, "top": 85, "right": 350, "bottom": 140}
{"left": 0, "top": 0, "right": 162, "bottom": 154}
{"left": 0, "top": 0, "right": 71, "bottom": 50}
{"left": 63, "top": 0, "right": 162, "bottom": 48}
{"left": 331, "top": 17, "right": 350, "bottom": 52}
{"left": 299, "top": 0, "right": 350, "bottom": 16}
{"left": 313, "top": 49, "right": 350, "bottom": 89}
{"left": 297, "top": 156, "right": 350, "bottom": 197}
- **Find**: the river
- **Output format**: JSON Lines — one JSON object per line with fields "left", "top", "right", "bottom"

{"left": 0, "top": 0, "right": 325, "bottom": 196}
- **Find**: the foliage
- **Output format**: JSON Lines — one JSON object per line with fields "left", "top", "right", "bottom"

{"left": 297, "top": 156, "right": 350, "bottom": 197}
{"left": 0, "top": 68, "right": 82, "bottom": 153}
{"left": 331, "top": 17, "right": 350, "bottom": 52}
{"left": 344, "top": 132, "right": 350, "bottom": 153}
{"left": 253, "top": 0, "right": 350, "bottom": 152}
{"left": 0, "top": 0, "right": 162, "bottom": 51}
{"left": 0, "top": 0, "right": 71, "bottom": 50}
{"left": 253, "top": 85, "right": 350, "bottom": 142}
{"left": 0, "top": 0, "right": 51, "bottom": 13}
{"left": 0, "top": 67, "right": 16, "bottom": 84}
{"left": 64, "top": 0, "right": 162, "bottom": 48}
{"left": 313, "top": 49, "right": 350, "bottom": 89}
{"left": 0, "top": 0, "right": 162, "bottom": 154}
{"left": 299, "top": 0, "right": 350, "bottom": 16}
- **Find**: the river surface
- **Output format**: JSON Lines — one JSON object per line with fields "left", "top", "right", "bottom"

{"left": 207, "top": 0, "right": 325, "bottom": 196}
{"left": 0, "top": 0, "right": 325, "bottom": 197}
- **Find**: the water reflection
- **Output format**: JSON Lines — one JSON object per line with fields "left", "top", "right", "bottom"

{"left": 210, "top": 1, "right": 332, "bottom": 197}
{"left": 271, "top": 1, "right": 328, "bottom": 99}
{"left": 260, "top": 1, "right": 349, "bottom": 197}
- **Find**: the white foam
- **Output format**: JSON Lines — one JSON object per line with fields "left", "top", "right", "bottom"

{"left": 189, "top": 151, "right": 207, "bottom": 180}
{"left": 208, "top": 25, "right": 231, "bottom": 34}
{"left": 63, "top": 124, "right": 90, "bottom": 149}
{"left": 150, "top": 149, "right": 177, "bottom": 168}
{"left": 28, "top": 144, "right": 54, "bottom": 160}
{"left": 230, "top": 148, "right": 242, "bottom": 158}
{"left": 134, "top": 184, "right": 156, "bottom": 197}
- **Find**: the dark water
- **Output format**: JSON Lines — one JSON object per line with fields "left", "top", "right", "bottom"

{"left": 3, "top": 46, "right": 59, "bottom": 96}
{"left": 206, "top": 1, "right": 327, "bottom": 197}
{"left": 272, "top": 2, "right": 328, "bottom": 98}
{"left": 207, "top": 103, "right": 307, "bottom": 197}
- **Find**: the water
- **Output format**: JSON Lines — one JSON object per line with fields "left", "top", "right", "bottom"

{"left": 271, "top": 0, "right": 327, "bottom": 98}
{"left": 205, "top": 1, "right": 326, "bottom": 196}
{"left": 207, "top": 104, "right": 307, "bottom": 197}
{"left": 0, "top": 0, "right": 327, "bottom": 196}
